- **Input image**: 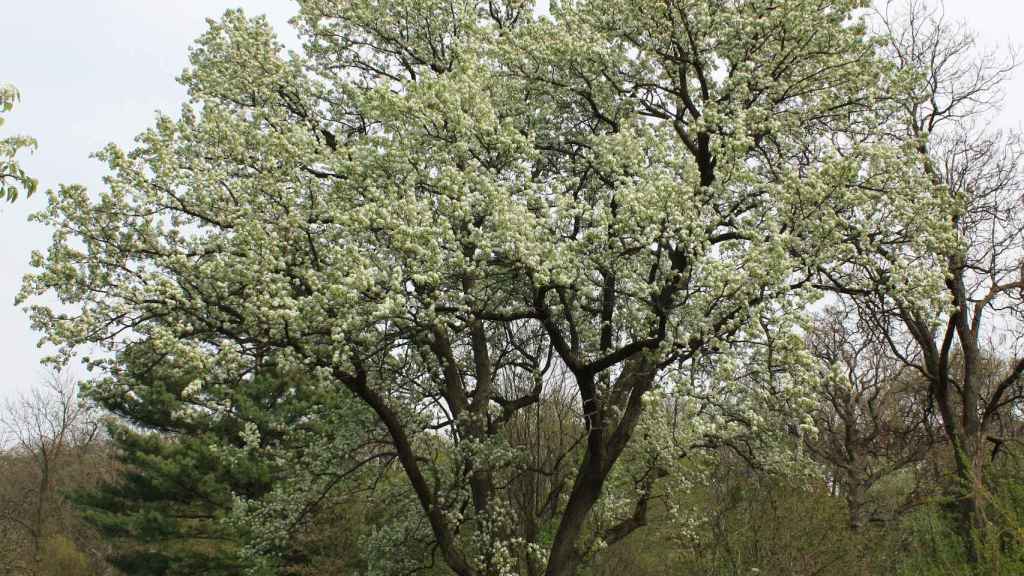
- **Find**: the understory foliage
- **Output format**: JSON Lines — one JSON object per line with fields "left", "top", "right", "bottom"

{"left": 14, "top": 0, "right": 994, "bottom": 575}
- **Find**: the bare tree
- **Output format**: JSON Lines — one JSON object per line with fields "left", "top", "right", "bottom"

{"left": 821, "top": 0, "right": 1024, "bottom": 561}
{"left": 0, "top": 372, "right": 103, "bottom": 575}
{"left": 805, "top": 304, "right": 937, "bottom": 530}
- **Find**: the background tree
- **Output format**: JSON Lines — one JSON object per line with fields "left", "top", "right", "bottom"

{"left": 20, "top": 2, "right": 955, "bottom": 575}
{"left": 805, "top": 304, "right": 938, "bottom": 530}
{"left": 820, "top": 1, "right": 1024, "bottom": 561}
{"left": 0, "top": 373, "right": 110, "bottom": 576}
{"left": 75, "top": 351, "right": 382, "bottom": 576}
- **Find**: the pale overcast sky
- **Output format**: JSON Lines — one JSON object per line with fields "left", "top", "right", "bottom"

{"left": 1, "top": 1, "right": 1021, "bottom": 401}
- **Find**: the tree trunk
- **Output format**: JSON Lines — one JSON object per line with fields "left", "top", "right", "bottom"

{"left": 846, "top": 480, "right": 868, "bottom": 531}
{"left": 950, "top": 434, "right": 986, "bottom": 565}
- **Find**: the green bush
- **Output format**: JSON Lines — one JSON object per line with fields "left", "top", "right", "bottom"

{"left": 38, "top": 535, "right": 92, "bottom": 576}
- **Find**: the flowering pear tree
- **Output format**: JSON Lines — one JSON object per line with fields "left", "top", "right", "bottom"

{"left": 22, "top": 1, "right": 954, "bottom": 575}
{"left": 0, "top": 84, "right": 37, "bottom": 202}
